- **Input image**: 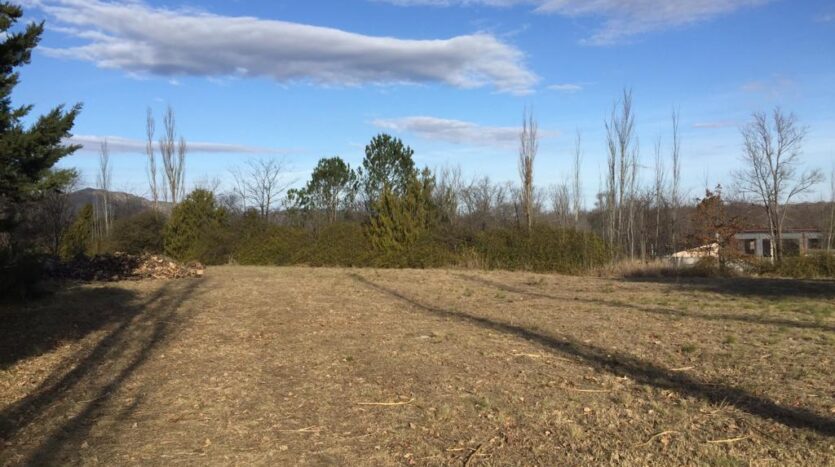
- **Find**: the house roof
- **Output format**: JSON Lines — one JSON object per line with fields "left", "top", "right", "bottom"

{"left": 737, "top": 228, "right": 821, "bottom": 234}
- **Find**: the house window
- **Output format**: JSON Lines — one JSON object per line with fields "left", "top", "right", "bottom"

{"left": 762, "top": 239, "right": 772, "bottom": 257}
{"left": 782, "top": 239, "right": 800, "bottom": 257}
{"left": 743, "top": 239, "right": 756, "bottom": 255}
{"left": 808, "top": 238, "right": 821, "bottom": 250}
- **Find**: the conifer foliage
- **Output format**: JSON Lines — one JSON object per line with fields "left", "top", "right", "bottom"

{"left": 368, "top": 168, "right": 436, "bottom": 252}
{"left": 164, "top": 189, "right": 227, "bottom": 261}
{"left": 0, "top": 2, "right": 81, "bottom": 234}
{"left": 60, "top": 203, "right": 94, "bottom": 259}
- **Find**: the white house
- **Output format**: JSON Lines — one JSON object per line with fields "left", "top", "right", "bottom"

{"left": 735, "top": 228, "right": 823, "bottom": 258}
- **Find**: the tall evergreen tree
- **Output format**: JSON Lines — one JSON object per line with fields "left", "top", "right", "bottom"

{"left": 288, "top": 156, "right": 357, "bottom": 224}
{"left": 164, "top": 189, "right": 227, "bottom": 261}
{"left": 368, "top": 168, "right": 436, "bottom": 252}
{"left": 60, "top": 203, "right": 94, "bottom": 259}
{"left": 0, "top": 2, "right": 81, "bottom": 235}
{"left": 358, "top": 134, "right": 416, "bottom": 209}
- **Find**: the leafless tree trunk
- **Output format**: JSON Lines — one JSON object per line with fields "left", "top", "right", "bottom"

{"left": 733, "top": 108, "right": 823, "bottom": 262}
{"left": 42, "top": 171, "right": 79, "bottom": 256}
{"left": 96, "top": 139, "right": 112, "bottom": 241}
{"left": 551, "top": 182, "right": 571, "bottom": 227}
{"left": 670, "top": 109, "right": 682, "bottom": 254}
{"left": 230, "top": 158, "right": 294, "bottom": 220}
{"left": 653, "top": 137, "right": 665, "bottom": 257}
{"left": 571, "top": 130, "right": 583, "bottom": 226}
{"left": 145, "top": 108, "right": 159, "bottom": 212}
{"left": 827, "top": 167, "right": 835, "bottom": 251}
{"left": 159, "top": 106, "right": 187, "bottom": 205}
{"left": 518, "top": 107, "right": 538, "bottom": 232}
{"left": 434, "top": 165, "right": 464, "bottom": 223}
{"left": 605, "top": 126, "right": 617, "bottom": 251}
{"left": 604, "top": 89, "right": 638, "bottom": 258}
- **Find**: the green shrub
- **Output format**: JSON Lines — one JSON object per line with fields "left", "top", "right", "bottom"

{"left": 60, "top": 203, "right": 94, "bottom": 259}
{"left": 233, "top": 225, "right": 311, "bottom": 265}
{"left": 164, "top": 190, "right": 228, "bottom": 263}
{"left": 372, "top": 230, "right": 459, "bottom": 268}
{"left": 474, "top": 225, "right": 610, "bottom": 274}
{"left": 306, "top": 222, "right": 372, "bottom": 267}
{"left": 108, "top": 210, "right": 166, "bottom": 254}
{"left": 774, "top": 253, "right": 835, "bottom": 278}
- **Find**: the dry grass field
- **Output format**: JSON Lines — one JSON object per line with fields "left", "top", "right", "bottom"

{"left": 1, "top": 266, "right": 834, "bottom": 465}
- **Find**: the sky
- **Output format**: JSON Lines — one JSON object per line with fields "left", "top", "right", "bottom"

{"left": 15, "top": 0, "right": 835, "bottom": 205}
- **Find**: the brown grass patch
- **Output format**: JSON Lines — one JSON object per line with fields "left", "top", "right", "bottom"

{"left": 1, "top": 267, "right": 833, "bottom": 465}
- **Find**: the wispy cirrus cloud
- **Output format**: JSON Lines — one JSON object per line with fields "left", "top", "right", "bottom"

{"left": 372, "top": 116, "right": 557, "bottom": 146}
{"left": 29, "top": 0, "right": 537, "bottom": 94}
{"left": 547, "top": 83, "right": 583, "bottom": 92}
{"left": 740, "top": 76, "right": 796, "bottom": 98}
{"left": 692, "top": 120, "right": 737, "bottom": 129}
{"left": 379, "top": 0, "right": 771, "bottom": 45}
{"left": 67, "top": 135, "right": 292, "bottom": 155}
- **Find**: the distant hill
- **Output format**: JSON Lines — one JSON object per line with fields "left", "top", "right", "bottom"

{"left": 69, "top": 188, "right": 171, "bottom": 218}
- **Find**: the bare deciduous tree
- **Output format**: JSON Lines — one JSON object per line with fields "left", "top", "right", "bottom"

{"left": 434, "top": 164, "right": 464, "bottom": 223}
{"left": 733, "top": 108, "right": 823, "bottom": 262}
{"left": 604, "top": 89, "right": 638, "bottom": 258}
{"left": 550, "top": 181, "right": 571, "bottom": 227}
{"left": 518, "top": 107, "right": 538, "bottom": 232}
{"left": 231, "top": 158, "right": 294, "bottom": 220}
{"left": 41, "top": 170, "right": 79, "bottom": 256}
{"left": 571, "top": 130, "right": 583, "bottom": 226}
{"left": 653, "top": 136, "right": 665, "bottom": 256}
{"left": 96, "top": 139, "right": 112, "bottom": 240}
{"left": 670, "top": 109, "right": 682, "bottom": 254}
{"left": 827, "top": 166, "right": 835, "bottom": 251}
{"left": 159, "top": 106, "right": 187, "bottom": 204}
{"left": 145, "top": 107, "right": 159, "bottom": 212}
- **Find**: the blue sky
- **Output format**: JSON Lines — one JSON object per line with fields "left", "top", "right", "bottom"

{"left": 16, "top": 0, "right": 835, "bottom": 204}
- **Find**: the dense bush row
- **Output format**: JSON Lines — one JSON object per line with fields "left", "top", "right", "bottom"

{"left": 749, "top": 253, "right": 835, "bottom": 279}
{"left": 104, "top": 188, "right": 613, "bottom": 273}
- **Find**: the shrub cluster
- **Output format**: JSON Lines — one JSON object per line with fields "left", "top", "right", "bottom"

{"left": 219, "top": 220, "right": 611, "bottom": 272}
{"left": 750, "top": 252, "right": 835, "bottom": 279}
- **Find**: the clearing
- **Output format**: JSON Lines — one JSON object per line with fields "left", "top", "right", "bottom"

{"left": 1, "top": 267, "right": 833, "bottom": 465}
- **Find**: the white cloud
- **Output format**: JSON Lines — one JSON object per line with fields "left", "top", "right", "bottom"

{"left": 372, "top": 116, "right": 557, "bottom": 146}
{"left": 68, "top": 135, "right": 290, "bottom": 155}
{"left": 740, "top": 76, "right": 796, "bottom": 98}
{"left": 547, "top": 83, "right": 583, "bottom": 92}
{"left": 32, "top": 0, "right": 537, "bottom": 93}
{"left": 380, "top": 0, "right": 771, "bottom": 45}
{"left": 692, "top": 120, "right": 737, "bottom": 129}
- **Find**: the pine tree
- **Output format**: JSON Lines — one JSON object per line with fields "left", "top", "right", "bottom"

{"left": 0, "top": 3, "right": 81, "bottom": 235}
{"left": 368, "top": 169, "right": 436, "bottom": 252}
{"left": 60, "top": 203, "right": 94, "bottom": 259}
{"left": 164, "top": 189, "right": 227, "bottom": 261}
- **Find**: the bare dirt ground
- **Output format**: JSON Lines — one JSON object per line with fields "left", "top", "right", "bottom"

{"left": 1, "top": 267, "right": 834, "bottom": 465}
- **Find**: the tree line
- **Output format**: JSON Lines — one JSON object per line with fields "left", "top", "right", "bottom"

{"left": 1, "top": 1, "right": 834, "bottom": 298}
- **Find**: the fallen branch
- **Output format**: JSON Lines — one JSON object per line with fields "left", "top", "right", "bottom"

{"left": 706, "top": 436, "right": 748, "bottom": 444}
{"left": 671, "top": 366, "right": 694, "bottom": 372}
{"left": 357, "top": 398, "right": 415, "bottom": 406}
{"left": 636, "top": 430, "right": 680, "bottom": 447}
{"left": 279, "top": 427, "right": 321, "bottom": 433}
{"left": 463, "top": 443, "right": 483, "bottom": 467}
{"left": 562, "top": 386, "right": 610, "bottom": 393}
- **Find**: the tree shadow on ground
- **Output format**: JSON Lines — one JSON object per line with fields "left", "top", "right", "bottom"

{"left": 0, "top": 286, "right": 140, "bottom": 370}
{"left": 351, "top": 274, "right": 835, "bottom": 437}
{"left": 623, "top": 276, "right": 835, "bottom": 301}
{"left": 0, "top": 279, "right": 203, "bottom": 465}
{"left": 455, "top": 274, "right": 835, "bottom": 333}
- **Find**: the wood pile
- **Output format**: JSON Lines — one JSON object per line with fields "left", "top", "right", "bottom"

{"left": 51, "top": 253, "right": 204, "bottom": 282}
